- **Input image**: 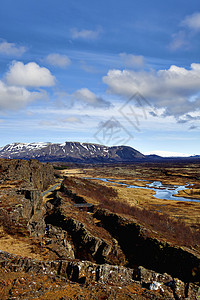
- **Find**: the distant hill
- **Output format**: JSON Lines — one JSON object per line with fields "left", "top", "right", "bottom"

{"left": 145, "top": 154, "right": 163, "bottom": 160}
{"left": 0, "top": 141, "right": 198, "bottom": 163}
{"left": 0, "top": 142, "right": 146, "bottom": 163}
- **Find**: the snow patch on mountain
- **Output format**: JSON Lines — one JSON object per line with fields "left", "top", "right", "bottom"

{"left": 0, "top": 141, "right": 146, "bottom": 163}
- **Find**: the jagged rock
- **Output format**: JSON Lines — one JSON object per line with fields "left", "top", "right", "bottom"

{"left": 136, "top": 266, "right": 173, "bottom": 283}
{"left": 0, "top": 158, "right": 55, "bottom": 191}
{"left": 94, "top": 208, "right": 200, "bottom": 284}
{"left": 43, "top": 224, "right": 75, "bottom": 259}
{"left": 0, "top": 159, "right": 56, "bottom": 240}
{"left": 187, "top": 283, "right": 200, "bottom": 299}
{"left": 1, "top": 158, "right": 200, "bottom": 299}
{"left": 0, "top": 250, "right": 199, "bottom": 299}
{"left": 16, "top": 188, "right": 46, "bottom": 237}
{"left": 45, "top": 192, "right": 127, "bottom": 266}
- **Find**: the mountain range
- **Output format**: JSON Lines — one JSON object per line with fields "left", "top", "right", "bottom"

{"left": 0, "top": 142, "right": 146, "bottom": 163}
{"left": 0, "top": 142, "right": 198, "bottom": 163}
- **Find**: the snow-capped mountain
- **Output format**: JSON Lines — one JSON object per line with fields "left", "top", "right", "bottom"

{"left": 0, "top": 141, "right": 146, "bottom": 163}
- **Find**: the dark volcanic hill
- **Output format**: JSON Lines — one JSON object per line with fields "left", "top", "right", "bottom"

{"left": 0, "top": 141, "right": 146, "bottom": 163}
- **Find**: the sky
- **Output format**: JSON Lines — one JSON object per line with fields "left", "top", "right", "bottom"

{"left": 0, "top": 0, "right": 200, "bottom": 156}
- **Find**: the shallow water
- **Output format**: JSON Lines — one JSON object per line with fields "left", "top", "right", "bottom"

{"left": 87, "top": 177, "right": 200, "bottom": 203}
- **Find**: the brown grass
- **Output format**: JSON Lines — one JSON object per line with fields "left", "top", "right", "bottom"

{"left": 63, "top": 176, "right": 118, "bottom": 204}
{"left": 0, "top": 208, "right": 29, "bottom": 237}
{"left": 62, "top": 176, "right": 200, "bottom": 249}
{"left": 98, "top": 196, "right": 200, "bottom": 248}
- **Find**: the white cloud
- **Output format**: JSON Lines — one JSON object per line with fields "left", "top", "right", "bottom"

{"left": 169, "top": 31, "right": 189, "bottom": 51}
{"left": 0, "top": 80, "right": 45, "bottom": 110}
{"left": 61, "top": 116, "right": 82, "bottom": 123}
{"left": 39, "top": 120, "right": 57, "bottom": 126}
{"left": 6, "top": 61, "right": 55, "bottom": 87}
{"left": 119, "top": 53, "right": 144, "bottom": 68}
{"left": 73, "top": 88, "right": 111, "bottom": 108}
{"left": 169, "top": 12, "right": 200, "bottom": 51}
{"left": 103, "top": 64, "right": 200, "bottom": 117}
{"left": 70, "top": 28, "right": 101, "bottom": 39}
{"left": 181, "top": 12, "right": 200, "bottom": 31}
{"left": 45, "top": 53, "right": 71, "bottom": 68}
{"left": 61, "top": 117, "right": 82, "bottom": 123}
{"left": 0, "top": 40, "right": 26, "bottom": 56}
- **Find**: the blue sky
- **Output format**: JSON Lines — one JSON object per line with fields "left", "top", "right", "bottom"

{"left": 0, "top": 0, "right": 200, "bottom": 156}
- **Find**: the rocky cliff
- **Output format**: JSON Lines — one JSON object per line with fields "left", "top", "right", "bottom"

{"left": 0, "top": 158, "right": 55, "bottom": 191}
{"left": 0, "top": 250, "right": 199, "bottom": 299}
{"left": 0, "top": 158, "right": 200, "bottom": 299}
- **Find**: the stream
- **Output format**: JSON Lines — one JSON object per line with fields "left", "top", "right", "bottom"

{"left": 86, "top": 177, "right": 200, "bottom": 203}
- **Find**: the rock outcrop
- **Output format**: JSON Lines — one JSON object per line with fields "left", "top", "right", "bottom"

{"left": 94, "top": 208, "right": 200, "bottom": 284}
{"left": 0, "top": 158, "right": 200, "bottom": 298}
{"left": 0, "top": 250, "right": 199, "bottom": 299}
{"left": 0, "top": 158, "right": 55, "bottom": 191}
{"left": 0, "top": 159, "right": 55, "bottom": 239}
{"left": 45, "top": 191, "right": 127, "bottom": 266}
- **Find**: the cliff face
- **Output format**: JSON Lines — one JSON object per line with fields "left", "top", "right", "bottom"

{"left": 0, "top": 158, "right": 55, "bottom": 191}
{"left": 44, "top": 181, "right": 200, "bottom": 286}
{"left": 93, "top": 208, "right": 200, "bottom": 283}
{"left": 1, "top": 250, "right": 199, "bottom": 299}
{"left": 0, "top": 158, "right": 55, "bottom": 240}
{"left": 0, "top": 158, "right": 200, "bottom": 298}
{"left": 45, "top": 190, "right": 127, "bottom": 265}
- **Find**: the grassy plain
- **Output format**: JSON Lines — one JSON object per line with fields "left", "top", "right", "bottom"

{"left": 60, "top": 162, "right": 200, "bottom": 247}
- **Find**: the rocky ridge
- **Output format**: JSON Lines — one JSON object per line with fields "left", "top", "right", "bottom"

{"left": 0, "top": 250, "right": 199, "bottom": 299}
{"left": 0, "top": 158, "right": 55, "bottom": 190}
{"left": 0, "top": 158, "right": 200, "bottom": 299}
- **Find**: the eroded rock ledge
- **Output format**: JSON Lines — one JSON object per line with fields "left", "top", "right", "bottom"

{"left": 0, "top": 250, "right": 199, "bottom": 299}
{"left": 0, "top": 158, "right": 200, "bottom": 299}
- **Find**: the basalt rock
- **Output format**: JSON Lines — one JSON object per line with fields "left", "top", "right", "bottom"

{"left": 93, "top": 208, "right": 200, "bottom": 284}
{"left": 45, "top": 208, "right": 127, "bottom": 266}
{"left": 43, "top": 224, "right": 75, "bottom": 259}
{"left": 13, "top": 188, "right": 46, "bottom": 237}
{"left": 0, "top": 158, "right": 55, "bottom": 191}
{"left": 0, "top": 250, "right": 200, "bottom": 299}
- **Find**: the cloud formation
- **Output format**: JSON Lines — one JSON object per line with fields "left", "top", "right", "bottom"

{"left": 61, "top": 116, "right": 82, "bottom": 123}
{"left": 73, "top": 88, "right": 111, "bottom": 108}
{"left": 169, "top": 31, "right": 189, "bottom": 51}
{"left": 0, "top": 40, "right": 26, "bottom": 56}
{"left": 181, "top": 12, "right": 200, "bottom": 31}
{"left": 45, "top": 53, "right": 71, "bottom": 68}
{"left": 189, "top": 125, "right": 198, "bottom": 130}
{"left": 103, "top": 63, "right": 200, "bottom": 117}
{"left": 6, "top": 61, "right": 55, "bottom": 87}
{"left": 39, "top": 120, "right": 57, "bottom": 126}
{"left": 70, "top": 28, "right": 101, "bottom": 39}
{"left": 0, "top": 80, "right": 45, "bottom": 110}
{"left": 119, "top": 53, "right": 144, "bottom": 68}
{"left": 170, "top": 12, "right": 200, "bottom": 50}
